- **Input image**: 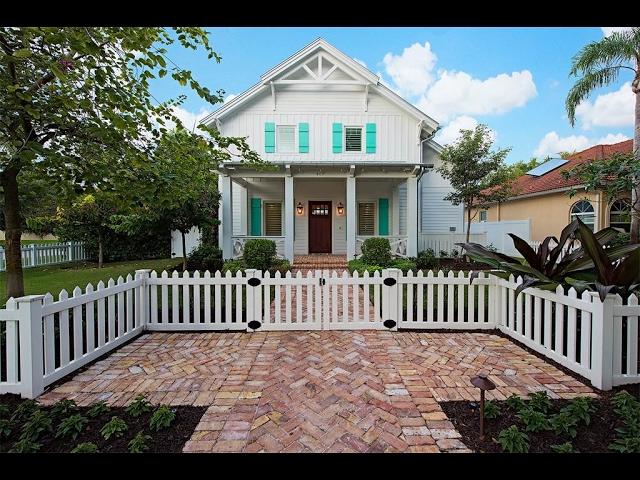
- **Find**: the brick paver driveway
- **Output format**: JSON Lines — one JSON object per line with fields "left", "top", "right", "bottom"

{"left": 40, "top": 331, "right": 594, "bottom": 453}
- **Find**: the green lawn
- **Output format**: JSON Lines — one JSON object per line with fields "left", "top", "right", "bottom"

{"left": 0, "top": 258, "right": 181, "bottom": 306}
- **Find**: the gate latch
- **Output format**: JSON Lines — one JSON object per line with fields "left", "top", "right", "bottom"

{"left": 319, "top": 278, "right": 326, "bottom": 286}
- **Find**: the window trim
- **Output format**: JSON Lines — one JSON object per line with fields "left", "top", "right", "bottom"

{"left": 479, "top": 210, "right": 488, "bottom": 222}
{"left": 276, "top": 124, "right": 296, "bottom": 154}
{"left": 569, "top": 200, "right": 596, "bottom": 230}
{"left": 358, "top": 201, "right": 376, "bottom": 236}
{"left": 344, "top": 125, "right": 364, "bottom": 153}
{"left": 263, "top": 201, "right": 283, "bottom": 237}
{"left": 608, "top": 198, "right": 632, "bottom": 233}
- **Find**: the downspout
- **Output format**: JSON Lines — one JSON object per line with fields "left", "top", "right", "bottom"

{"left": 416, "top": 125, "right": 441, "bottom": 248}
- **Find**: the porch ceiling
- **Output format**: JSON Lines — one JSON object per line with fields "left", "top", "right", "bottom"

{"left": 220, "top": 161, "right": 431, "bottom": 178}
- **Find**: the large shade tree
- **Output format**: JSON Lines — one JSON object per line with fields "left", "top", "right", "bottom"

{"left": 0, "top": 27, "right": 258, "bottom": 298}
{"left": 437, "top": 124, "right": 513, "bottom": 243}
{"left": 566, "top": 27, "right": 640, "bottom": 242}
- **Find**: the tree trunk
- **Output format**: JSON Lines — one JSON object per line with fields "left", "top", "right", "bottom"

{"left": 631, "top": 87, "right": 640, "bottom": 244}
{"left": 98, "top": 232, "right": 103, "bottom": 269}
{"left": 466, "top": 204, "right": 472, "bottom": 243}
{"left": 1, "top": 168, "right": 24, "bottom": 299}
{"left": 181, "top": 230, "right": 187, "bottom": 271}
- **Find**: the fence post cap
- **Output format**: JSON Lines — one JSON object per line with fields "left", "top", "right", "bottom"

{"left": 15, "top": 294, "right": 46, "bottom": 303}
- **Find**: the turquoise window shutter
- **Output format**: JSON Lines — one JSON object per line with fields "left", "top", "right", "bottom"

{"left": 332, "top": 123, "right": 342, "bottom": 153}
{"left": 366, "top": 123, "right": 376, "bottom": 153}
{"left": 299, "top": 123, "right": 309, "bottom": 153}
{"left": 250, "top": 198, "right": 262, "bottom": 236}
{"left": 264, "top": 122, "right": 275, "bottom": 153}
{"left": 378, "top": 198, "right": 389, "bottom": 235}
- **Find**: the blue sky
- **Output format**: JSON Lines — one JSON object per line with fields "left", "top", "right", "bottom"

{"left": 151, "top": 27, "right": 635, "bottom": 164}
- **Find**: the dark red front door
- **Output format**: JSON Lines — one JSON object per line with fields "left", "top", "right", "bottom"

{"left": 308, "top": 201, "right": 332, "bottom": 253}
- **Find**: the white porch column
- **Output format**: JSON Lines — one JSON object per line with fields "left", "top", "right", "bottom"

{"left": 220, "top": 174, "right": 233, "bottom": 259}
{"left": 406, "top": 176, "right": 418, "bottom": 257}
{"left": 346, "top": 176, "right": 357, "bottom": 259}
{"left": 284, "top": 175, "right": 294, "bottom": 261}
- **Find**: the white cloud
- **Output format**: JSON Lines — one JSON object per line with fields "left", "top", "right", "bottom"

{"left": 533, "top": 131, "right": 630, "bottom": 157}
{"left": 224, "top": 93, "right": 237, "bottom": 103}
{"left": 382, "top": 42, "right": 437, "bottom": 97}
{"left": 596, "top": 132, "right": 630, "bottom": 144}
{"left": 574, "top": 82, "right": 635, "bottom": 129}
{"left": 416, "top": 70, "right": 537, "bottom": 123}
{"left": 353, "top": 58, "right": 367, "bottom": 68}
{"left": 168, "top": 105, "right": 212, "bottom": 132}
{"left": 601, "top": 27, "right": 635, "bottom": 37}
{"left": 435, "top": 116, "right": 484, "bottom": 145}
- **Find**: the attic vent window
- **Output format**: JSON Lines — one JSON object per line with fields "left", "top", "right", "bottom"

{"left": 345, "top": 127, "right": 362, "bottom": 152}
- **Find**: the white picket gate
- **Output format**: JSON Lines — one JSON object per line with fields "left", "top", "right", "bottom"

{"left": 1, "top": 267, "right": 639, "bottom": 398}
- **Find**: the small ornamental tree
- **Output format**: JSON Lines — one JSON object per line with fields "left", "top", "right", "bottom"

{"left": 0, "top": 27, "right": 261, "bottom": 299}
{"left": 51, "top": 193, "right": 118, "bottom": 268}
{"left": 437, "top": 124, "right": 513, "bottom": 243}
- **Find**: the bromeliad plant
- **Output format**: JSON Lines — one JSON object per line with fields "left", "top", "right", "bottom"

{"left": 459, "top": 218, "right": 640, "bottom": 299}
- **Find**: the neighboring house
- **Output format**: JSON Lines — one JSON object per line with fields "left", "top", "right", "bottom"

{"left": 172, "top": 38, "right": 463, "bottom": 261}
{"left": 470, "top": 140, "right": 633, "bottom": 242}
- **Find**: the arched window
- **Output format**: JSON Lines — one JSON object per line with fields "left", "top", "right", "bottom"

{"left": 570, "top": 200, "right": 595, "bottom": 230}
{"left": 609, "top": 198, "right": 631, "bottom": 233}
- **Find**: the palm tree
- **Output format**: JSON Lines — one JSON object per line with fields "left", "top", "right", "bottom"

{"left": 566, "top": 28, "right": 640, "bottom": 243}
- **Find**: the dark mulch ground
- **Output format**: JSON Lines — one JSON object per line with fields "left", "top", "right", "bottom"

{"left": 0, "top": 394, "right": 206, "bottom": 453}
{"left": 441, "top": 388, "right": 640, "bottom": 453}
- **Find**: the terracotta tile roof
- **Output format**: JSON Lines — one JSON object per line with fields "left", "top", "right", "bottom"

{"left": 508, "top": 139, "right": 633, "bottom": 198}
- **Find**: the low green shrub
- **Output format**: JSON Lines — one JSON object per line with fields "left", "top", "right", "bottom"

{"left": 243, "top": 239, "right": 276, "bottom": 271}
{"left": 101, "top": 417, "right": 128, "bottom": 440}
{"left": 517, "top": 407, "right": 550, "bottom": 433}
{"left": 126, "top": 395, "right": 152, "bottom": 418}
{"left": 551, "top": 442, "right": 575, "bottom": 453}
{"left": 51, "top": 399, "right": 78, "bottom": 419}
{"left": 565, "top": 397, "right": 596, "bottom": 426}
{"left": 128, "top": 431, "right": 152, "bottom": 453}
{"left": 549, "top": 411, "right": 578, "bottom": 438}
{"left": 10, "top": 437, "right": 41, "bottom": 453}
{"left": 528, "top": 391, "right": 553, "bottom": 413}
{"left": 222, "top": 259, "right": 246, "bottom": 275}
{"left": 484, "top": 400, "right": 501, "bottom": 420}
{"left": 497, "top": 425, "right": 529, "bottom": 453}
{"left": 56, "top": 414, "right": 88, "bottom": 440}
{"left": 71, "top": 442, "right": 99, "bottom": 453}
{"left": 505, "top": 394, "right": 526, "bottom": 412}
{"left": 87, "top": 401, "right": 110, "bottom": 418}
{"left": 0, "top": 419, "right": 12, "bottom": 438}
{"left": 361, "top": 237, "right": 392, "bottom": 267}
{"left": 149, "top": 406, "right": 176, "bottom": 431}
{"left": 347, "top": 259, "right": 384, "bottom": 276}
{"left": 415, "top": 249, "right": 438, "bottom": 270}
{"left": 186, "top": 244, "right": 223, "bottom": 272}
{"left": 20, "top": 409, "right": 52, "bottom": 441}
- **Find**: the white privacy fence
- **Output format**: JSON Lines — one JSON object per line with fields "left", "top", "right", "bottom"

{"left": 0, "top": 242, "right": 87, "bottom": 271}
{"left": 1, "top": 268, "right": 638, "bottom": 397}
{"left": 418, "top": 233, "right": 487, "bottom": 256}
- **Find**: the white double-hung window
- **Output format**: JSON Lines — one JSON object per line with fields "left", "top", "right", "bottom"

{"left": 276, "top": 125, "right": 296, "bottom": 153}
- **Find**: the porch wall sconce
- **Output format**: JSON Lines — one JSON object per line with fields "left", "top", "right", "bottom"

{"left": 336, "top": 202, "right": 344, "bottom": 216}
{"left": 296, "top": 202, "right": 304, "bottom": 215}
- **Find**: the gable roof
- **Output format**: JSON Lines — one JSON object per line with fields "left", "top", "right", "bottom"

{"left": 201, "top": 38, "right": 439, "bottom": 132}
{"left": 507, "top": 139, "right": 633, "bottom": 198}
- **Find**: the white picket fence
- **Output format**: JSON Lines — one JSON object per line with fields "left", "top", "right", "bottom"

{"left": 0, "top": 241, "right": 87, "bottom": 271}
{"left": 0, "top": 268, "right": 638, "bottom": 398}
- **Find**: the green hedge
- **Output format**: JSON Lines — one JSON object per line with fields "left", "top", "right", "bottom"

{"left": 347, "top": 258, "right": 416, "bottom": 275}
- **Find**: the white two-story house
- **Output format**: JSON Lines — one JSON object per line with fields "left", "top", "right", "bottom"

{"left": 173, "top": 38, "right": 463, "bottom": 262}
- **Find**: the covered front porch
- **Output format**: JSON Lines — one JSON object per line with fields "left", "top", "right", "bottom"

{"left": 218, "top": 162, "right": 421, "bottom": 262}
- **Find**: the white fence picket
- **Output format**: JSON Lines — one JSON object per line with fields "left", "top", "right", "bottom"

{"left": 0, "top": 241, "right": 88, "bottom": 271}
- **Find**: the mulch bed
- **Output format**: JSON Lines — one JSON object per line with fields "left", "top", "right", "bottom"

{"left": 0, "top": 393, "right": 206, "bottom": 453}
{"left": 440, "top": 388, "right": 639, "bottom": 453}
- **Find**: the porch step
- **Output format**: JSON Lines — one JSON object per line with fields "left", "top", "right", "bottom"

{"left": 293, "top": 254, "right": 348, "bottom": 270}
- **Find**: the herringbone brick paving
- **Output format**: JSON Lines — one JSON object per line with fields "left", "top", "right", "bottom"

{"left": 39, "top": 331, "right": 594, "bottom": 453}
